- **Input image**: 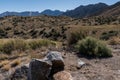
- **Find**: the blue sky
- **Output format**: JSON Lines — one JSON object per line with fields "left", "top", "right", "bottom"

{"left": 0, "top": 0, "right": 119, "bottom": 13}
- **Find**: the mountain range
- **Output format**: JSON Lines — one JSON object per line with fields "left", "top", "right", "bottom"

{"left": 0, "top": 1, "right": 120, "bottom": 18}
{"left": 63, "top": 3, "right": 108, "bottom": 18}
{"left": 0, "top": 10, "right": 63, "bottom": 17}
{"left": 98, "top": 1, "right": 120, "bottom": 17}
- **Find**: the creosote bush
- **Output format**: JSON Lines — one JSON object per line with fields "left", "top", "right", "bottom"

{"left": 77, "top": 37, "right": 112, "bottom": 58}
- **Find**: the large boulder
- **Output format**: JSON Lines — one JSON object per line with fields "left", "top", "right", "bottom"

{"left": 46, "top": 51, "right": 65, "bottom": 75}
{"left": 28, "top": 51, "right": 65, "bottom": 80}
{"left": 29, "top": 59, "right": 52, "bottom": 80}
{"left": 53, "top": 71, "right": 73, "bottom": 80}
{"left": 46, "top": 51, "right": 64, "bottom": 68}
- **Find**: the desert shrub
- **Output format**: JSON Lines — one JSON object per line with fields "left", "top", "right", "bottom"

{"left": 31, "top": 30, "right": 38, "bottom": 36}
{"left": 67, "top": 31, "right": 87, "bottom": 45}
{"left": 0, "top": 28, "right": 7, "bottom": 38}
{"left": 92, "top": 30, "right": 97, "bottom": 34}
{"left": 39, "top": 30, "right": 44, "bottom": 35}
{"left": 1, "top": 40, "right": 14, "bottom": 54}
{"left": 77, "top": 37, "right": 112, "bottom": 58}
{"left": 100, "top": 31, "right": 118, "bottom": 40}
{"left": 61, "top": 26, "right": 67, "bottom": 34}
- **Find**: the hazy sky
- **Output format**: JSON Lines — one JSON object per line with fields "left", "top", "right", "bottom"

{"left": 0, "top": 0, "right": 119, "bottom": 13}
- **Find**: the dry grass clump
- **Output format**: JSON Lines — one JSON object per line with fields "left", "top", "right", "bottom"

{"left": 11, "top": 59, "right": 21, "bottom": 67}
{"left": 0, "top": 60, "right": 9, "bottom": 68}
{"left": 0, "top": 60, "right": 11, "bottom": 71}
{"left": 0, "top": 59, "right": 21, "bottom": 71}
{"left": 0, "top": 39, "right": 56, "bottom": 54}
{"left": 1, "top": 64, "right": 11, "bottom": 71}
{"left": 108, "top": 37, "right": 120, "bottom": 45}
{"left": 27, "top": 39, "right": 56, "bottom": 50}
{"left": 0, "top": 39, "right": 28, "bottom": 54}
{"left": 30, "top": 52, "right": 46, "bottom": 59}
{"left": 0, "top": 54, "right": 9, "bottom": 60}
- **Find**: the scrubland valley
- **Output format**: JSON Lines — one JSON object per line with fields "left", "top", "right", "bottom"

{"left": 0, "top": 1, "right": 120, "bottom": 80}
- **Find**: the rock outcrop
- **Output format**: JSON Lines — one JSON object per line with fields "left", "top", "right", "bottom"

{"left": 29, "top": 59, "right": 52, "bottom": 80}
{"left": 46, "top": 51, "right": 65, "bottom": 75}
{"left": 28, "top": 51, "right": 67, "bottom": 80}
{"left": 46, "top": 51, "right": 65, "bottom": 67}
{"left": 8, "top": 51, "right": 73, "bottom": 80}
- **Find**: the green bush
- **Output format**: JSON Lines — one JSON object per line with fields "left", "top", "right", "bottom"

{"left": 77, "top": 37, "right": 112, "bottom": 58}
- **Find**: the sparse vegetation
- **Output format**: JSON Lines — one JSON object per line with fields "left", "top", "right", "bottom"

{"left": 109, "top": 37, "right": 120, "bottom": 45}
{"left": 0, "top": 39, "right": 56, "bottom": 54}
{"left": 28, "top": 39, "right": 56, "bottom": 49}
{"left": 0, "top": 39, "right": 28, "bottom": 54}
{"left": 77, "top": 37, "right": 112, "bottom": 58}
{"left": 0, "top": 1, "right": 120, "bottom": 80}
{"left": 67, "top": 25, "right": 120, "bottom": 45}
{"left": 100, "top": 31, "right": 118, "bottom": 40}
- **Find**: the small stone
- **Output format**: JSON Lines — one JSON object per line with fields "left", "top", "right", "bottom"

{"left": 53, "top": 71, "right": 73, "bottom": 80}
{"left": 77, "top": 60, "right": 85, "bottom": 69}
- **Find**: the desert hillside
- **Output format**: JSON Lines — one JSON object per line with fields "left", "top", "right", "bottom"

{"left": 0, "top": 15, "right": 120, "bottom": 40}
{"left": 0, "top": 1, "right": 120, "bottom": 80}
{"left": 0, "top": 14, "right": 120, "bottom": 80}
{"left": 98, "top": 1, "right": 120, "bottom": 17}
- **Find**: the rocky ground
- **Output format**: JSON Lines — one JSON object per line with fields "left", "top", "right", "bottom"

{"left": 0, "top": 45, "right": 120, "bottom": 80}
{"left": 63, "top": 45, "right": 120, "bottom": 80}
